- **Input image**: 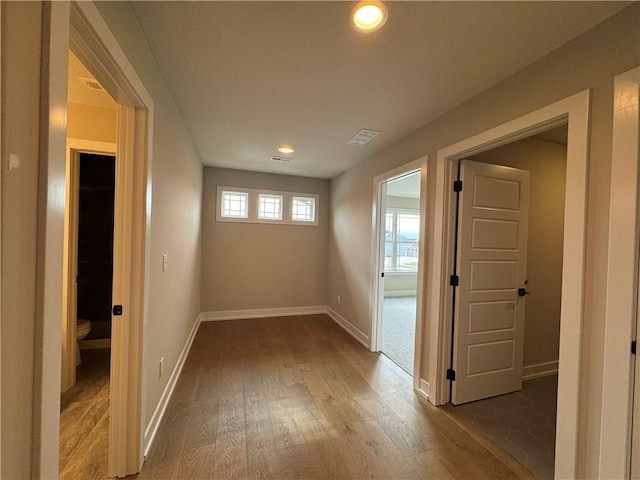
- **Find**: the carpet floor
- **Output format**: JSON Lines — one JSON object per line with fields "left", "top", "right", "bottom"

{"left": 381, "top": 296, "right": 416, "bottom": 374}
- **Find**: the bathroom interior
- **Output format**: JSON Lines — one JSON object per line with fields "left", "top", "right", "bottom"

{"left": 59, "top": 50, "right": 118, "bottom": 479}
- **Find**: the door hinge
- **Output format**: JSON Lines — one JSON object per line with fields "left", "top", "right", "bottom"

{"left": 113, "top": 305, "right": 123, "bottom": 316}
{"left": 453, "top": 180, "right": 463, "bottom": 192}
{"left": 449, "top": 275, "right": 459, "bottom": 287}
{"left": 632, "top": 340, "right": 637, "bottom": 355}
{"left": 446, "top": 368, "right": 456, "bottom": 381}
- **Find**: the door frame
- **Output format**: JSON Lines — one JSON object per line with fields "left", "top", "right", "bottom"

{"left": 370, "top": 156, "right": 428, "bottom": 393}
{"left": 427, "top": 90, "right": 590, "bottom": 479}
{"left": 599, "top": 65, "right": 640, "bottom": 478}
{"left": 61, "top": 140, "right": 117, "bottom": 393}
{"left": 37, "top": 1, "right": 154, "bottom": 478}
{"left": 0, "top": 5, "right": 3, "bottom": 476}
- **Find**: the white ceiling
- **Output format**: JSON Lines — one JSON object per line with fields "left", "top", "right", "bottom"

{"left": 131, "top": 1, "right": 628, "bottom": 179}
{"left": 68, "top": 50, "right": 117, "bottom": 109}
{"left": 387, "top": 171, "right": 421, "bottom": 199}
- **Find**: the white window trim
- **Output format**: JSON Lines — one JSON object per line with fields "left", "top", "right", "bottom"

{"left": 216, "top": 186, "right": 319, "bottom": 226}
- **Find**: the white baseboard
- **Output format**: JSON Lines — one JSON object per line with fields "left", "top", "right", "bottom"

{"left": 143, "top": 313, "right": 202, "bottom": 458}
{"left": 79, "top": 338, "right": 111, "bottom": 350}
{"left": 200, "top": 305, "right": 326, "bottom": 322}
{"left": 523, "top": 360, "right": 559, "bottom": 380}
{"left": 325, "top": 307, "right": 370, "bottom": 348}
{"left": 416, "top": 379, "right": 430, "bottom": 401}
{"left": 384, "top": 290, "right": 417, "bottom": 298}
{"left": 200, "top": 305, "right": 371, "bottom": 350}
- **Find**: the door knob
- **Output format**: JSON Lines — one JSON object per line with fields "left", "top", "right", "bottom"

{"left": 518, "top": 288, "right": 530, "bottom": 297}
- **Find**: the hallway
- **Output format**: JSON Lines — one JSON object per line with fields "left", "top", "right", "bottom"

{"left": 136, "top": 315, "right": 535, "bottom": 479}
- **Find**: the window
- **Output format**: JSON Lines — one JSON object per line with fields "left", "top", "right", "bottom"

{"left": 216, "top": 186, "right": 318, "bottom": 226}
{"left": 258, "top": 194, "right": 283, "bottom": 220}
{"left": 291, "top": 196, "right": 316, "bottom": 222}
{"left": 385, "top": 210, "right": 420, "bottom": 272}
{"left": 221, "top": 191, "right": 248, "bottom": 218}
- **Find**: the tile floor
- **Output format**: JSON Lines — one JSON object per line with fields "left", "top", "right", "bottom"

{"left": 59, "top": 348, "right": 111, "bottom": 480}
{"left": 450, "top": 374, "right": 558, "bottom": 480}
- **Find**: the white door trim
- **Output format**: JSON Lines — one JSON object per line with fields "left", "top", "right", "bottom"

{"left": 70, "top": 2, "right": 154, "bottom": 476}
{"left": 32, "top": 3, "right": 71, "bottom": 477}
{"left": 428, "top": 90, "right": 590, "bottom": 480}
{"left": 0, "top": 4, "right": 3, "bottom": 476}
{"left": 599, "top": 65, "right": 640, "bottom": 479}
{"left": 370, "top": 155, "right": 428, "bottom": 392}
{"left": 37, "top": 1, "right": 154, "bottom": 478}
{"left": 61, "top": 139, "right": 116, "bottom": 394}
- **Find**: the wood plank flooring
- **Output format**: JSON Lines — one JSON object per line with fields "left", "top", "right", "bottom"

{"left": 59, "top": 348, "right": 110, "bottom": 479}
{"left": 136, "top": 314, "right": 536, "bottom": 479}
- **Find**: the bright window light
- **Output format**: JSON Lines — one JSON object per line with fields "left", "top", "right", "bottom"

{"left": 221, "top": 191, "right": 248, "bottom": 218}
{"left": 258, "top": 194, "right": 283, "bottom": 220}
{"left": 292, "top": 197, "right": 316, "bottom": 222}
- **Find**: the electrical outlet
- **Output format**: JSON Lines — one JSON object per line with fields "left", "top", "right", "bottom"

{"left": 337, "top": 294, "right": 341, "bottom": 305}
{"left": 159, "top": 357, "right": 164, "bottom": 378}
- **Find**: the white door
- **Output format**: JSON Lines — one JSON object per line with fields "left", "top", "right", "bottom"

{"left": 451, "top": 160, "right": 530, "bottom": 405}
{"left": 632, "top": 294, "right": 640, "bottom": 478}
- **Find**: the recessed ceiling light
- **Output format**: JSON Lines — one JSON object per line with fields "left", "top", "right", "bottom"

{"left": 278, "top": 146, "right": 295, "bottom": 154}
{"left": 352, "top": 1, "right": 388, "bottom": 33}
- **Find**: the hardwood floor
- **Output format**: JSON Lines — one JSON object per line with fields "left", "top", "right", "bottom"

{"left": 136, "top": 314, "right": 536, "bottom": 479}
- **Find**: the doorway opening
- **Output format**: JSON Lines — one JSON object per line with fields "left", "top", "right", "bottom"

{"left": 371, "top": 158, "right": 427, "bottom": 386}
{"left": 38, "top": 3, "right": 152, "bottom": 477}
{"left": 447, "top": 125, "right": 567, "bottom": 480}
{"left": 380, "top": 172, "right": 421, "bottom": 374}
{"left": 59, "top": 50, "right": 118, "bottom": 478}
{"left": 428, "top": 90, "right": 590, "bottom": 479}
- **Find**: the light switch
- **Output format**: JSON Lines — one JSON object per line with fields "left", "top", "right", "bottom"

{"left": 162, "top": 254, "right": 168, "bottom": 272}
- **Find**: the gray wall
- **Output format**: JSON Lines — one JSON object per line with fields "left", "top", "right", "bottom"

{"left": 94, "top": 1, "right": 204, "bottom": 432}
{"left": 471, "top": 136, "right": 567, "bottom": 370}
{"left": 0, "top": 3, "right": 43, "bottom": 476}
{"left": 327, "top": 5, "right": 639, "bottom": 476}
{"left": 201, "top": 167, "right": 329, "bottom": 311}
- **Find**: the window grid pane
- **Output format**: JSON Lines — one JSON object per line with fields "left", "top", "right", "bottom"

{"left": 259, "top": 194, "right": 283, "bottom": 220}
{"left": 292, "top": 197, "right": 315, "bottom": 222}
{"left": 385, "top": 210, "right": 419, "bottom": 272}
{"left": 222, "top": 191, "right": 248, "bottom": 218}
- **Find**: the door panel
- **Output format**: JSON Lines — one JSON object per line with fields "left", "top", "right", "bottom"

{"left": 472, "top": 219, "right": 519, "bottom": 249}
{"left": 470, "top": 261, "right": 518, "bottom": 290}
{"left": 468, "top": 301, "right": 516, "bottom": 332}
{"left": 452, "top": 160, "right": 530, "bottom": 405}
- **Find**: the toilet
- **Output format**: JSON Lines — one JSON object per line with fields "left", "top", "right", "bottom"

{"left": 76, "top": 319, "right": 91, "bottom": 366}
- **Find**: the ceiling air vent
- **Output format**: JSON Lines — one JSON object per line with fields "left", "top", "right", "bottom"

{"left": 269, "top": 156, "right": 292, "bottom": 163}
{"left": 347, "top": 129, "right": 380, "bottom": 146}
{"left": 80, "top": 76, "right": 106, "bottom": 93}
